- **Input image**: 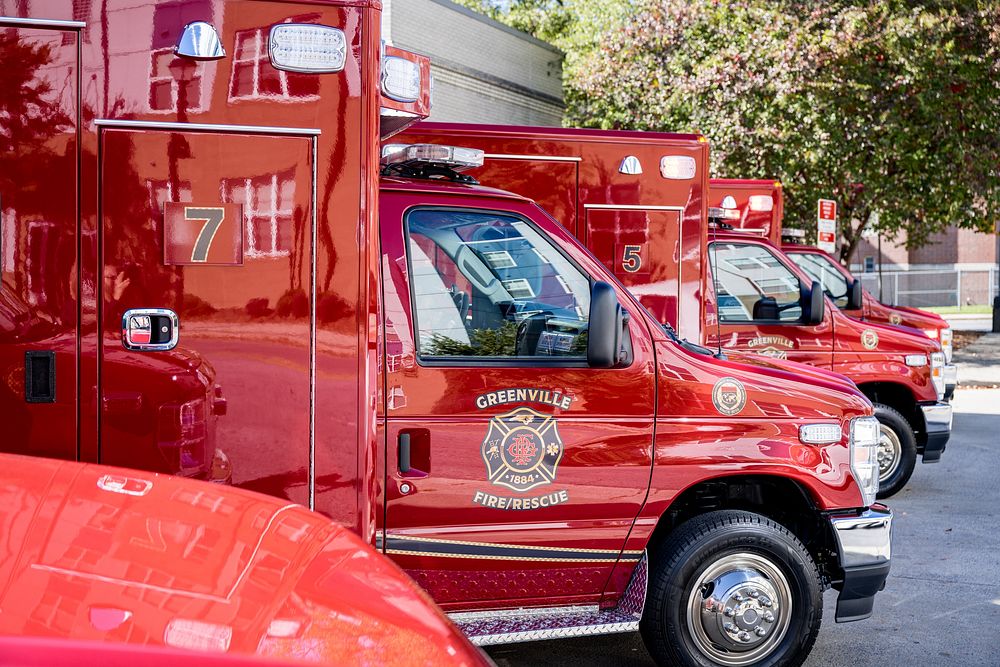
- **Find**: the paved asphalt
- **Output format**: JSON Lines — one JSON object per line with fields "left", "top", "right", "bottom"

{"left": 485, "top": 388, "right": 1000, "bottom": 666}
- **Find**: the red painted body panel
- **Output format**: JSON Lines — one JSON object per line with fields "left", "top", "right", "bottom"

{"left": 0, "top": 454, "right": 488, "bottom": 666}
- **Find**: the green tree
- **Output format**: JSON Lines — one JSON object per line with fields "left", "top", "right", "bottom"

{"left": 462, "top": 1, "right": 1000, "bottom": 262}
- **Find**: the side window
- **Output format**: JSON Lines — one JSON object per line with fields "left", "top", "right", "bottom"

{"left": 406, "top": 209, "right": 591, "bottom": 360}
{"left": 788, "top": 253, "right": 849, "bottom": 309}
{"left": 710, "top": 243, "right": 803, "bottom": 323}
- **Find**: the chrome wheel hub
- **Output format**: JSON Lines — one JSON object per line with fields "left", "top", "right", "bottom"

{"left": 687, "top": 553, "right": 792, "bottom": 666}
{"left": 876, "top": 423, "right": 902, "bottom": 482}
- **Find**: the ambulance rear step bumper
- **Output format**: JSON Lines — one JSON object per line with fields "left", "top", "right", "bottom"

{"left": 449, "top": 555, "right": 647, "bottom": 645}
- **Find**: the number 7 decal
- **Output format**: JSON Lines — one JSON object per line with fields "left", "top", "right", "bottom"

{"left": 163, "top": 202, "right": 243, "bottom": 266}
{"left": 186, "top": 207, "right": 225, "bottom": 262}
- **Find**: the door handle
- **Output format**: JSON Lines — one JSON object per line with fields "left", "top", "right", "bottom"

{"left": 398, "top": 432, "right": 411, "bottom": 473}
{"left": 397, "top": 429, "right": 429, "bottom": 477}
{"left": 122, "top": 309, "right": 179, "bottom": 351}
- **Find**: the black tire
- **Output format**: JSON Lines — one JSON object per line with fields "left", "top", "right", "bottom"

{"left": 873, "top": 403, "right": 918, "bottom": 499}
{"left": 640, "top": 510, "right": 822, "bottom": 667}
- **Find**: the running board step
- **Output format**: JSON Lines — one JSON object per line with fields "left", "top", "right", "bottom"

{"left": 449, "top": 554, "right": 647, "bottom": 646}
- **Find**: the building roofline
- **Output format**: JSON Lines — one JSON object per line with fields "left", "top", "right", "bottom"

{"left": 427, "top": 0, "right": 564, "bottom": 56}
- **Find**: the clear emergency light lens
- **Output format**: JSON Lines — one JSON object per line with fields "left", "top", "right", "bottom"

{"left": 904, "top": 354, "right": 928, "bottom": 367}
{"left": 748, "top": 195, "right": 774, "bottom": 212}
{"left": 930, "top": 351, "right": 946, "bottom": 399}
{"left": 660, "top": 155, "right": 696, "bottom": 180}
{"left": 382, "top": 143, "right": 484, "bottom": 170}
{"left": 721, "top": 195, "right": 737, "bottom": 209}
{"left": 850, "top": 416, "right": 880, "bottom": 507}
{"left": 382, "top": 55, "right": 422, "bottom": 102}
{"left": 269, "top": 24, "right": 346, "bottom": 73}
{"left": 799, "top": 423, "right": 842, "bottom": 444}
{"left": 708, "top": 207, "right": 741, "bottom": 221}
{"left": 940, "top": 327, "right": 953, "bottom": 362}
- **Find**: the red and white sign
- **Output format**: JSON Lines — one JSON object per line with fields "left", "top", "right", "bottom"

{"left": 817, "top": 199, "right": 837, "bottom": 253}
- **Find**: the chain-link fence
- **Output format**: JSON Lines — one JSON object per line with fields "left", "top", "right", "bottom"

{"left": 855, "top": 268, "right": 999, "bottom": 308}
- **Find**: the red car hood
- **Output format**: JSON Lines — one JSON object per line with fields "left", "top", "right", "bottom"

{"left": 0, "top": 455, "right": 486, "bottom": 667}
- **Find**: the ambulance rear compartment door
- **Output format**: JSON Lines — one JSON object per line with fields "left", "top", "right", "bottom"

{"left": 98, "top": 126, "right": 316, "bottom": 506}
{"left": 0, "top": 20, "right": 80, "bottom": 462}
{"left": 585, "top": 206, "right": 683, "bottom": 331}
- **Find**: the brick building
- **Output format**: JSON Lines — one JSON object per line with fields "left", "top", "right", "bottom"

{"left": 852, "top": 228, "right": 999, "bottom": 307}
{"left": 382, "top": 0, "right": 564, "bottom": 126}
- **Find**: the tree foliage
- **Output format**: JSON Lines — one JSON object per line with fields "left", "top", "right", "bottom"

{"left": 456, "top": 1, "right": 1000, "bottom": 261}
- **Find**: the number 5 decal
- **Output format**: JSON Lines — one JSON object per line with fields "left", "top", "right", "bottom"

{"left": 186, "top": 207, "right": 225, "bottom": 262}
{"left": 621, "top": 244, "right": 643, "bottom": 273}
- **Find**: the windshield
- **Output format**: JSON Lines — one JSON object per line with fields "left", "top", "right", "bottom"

{"left": 787, "top": 252, "right": 850, "bottom": 309}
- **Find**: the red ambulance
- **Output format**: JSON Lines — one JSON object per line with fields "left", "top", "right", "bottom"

{"left": 400, "top": 123, "right": 951, "bottom": 499}
{"left": 707, "top": 178, "right": 957, "bottom": 398}
{"left": 2, "top": 3, "right": 891, "bottom": 665}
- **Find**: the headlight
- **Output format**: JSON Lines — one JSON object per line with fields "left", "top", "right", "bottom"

{"left": 940, "top": 327, "right": 953, "bottom": 363}
{"left": 850, "top": 416, "right": 880, "bottom": 507}
{"left": 930, "top": 351, "right": 945, "bottom": 399}
{"left": 798, "top": 423, "right": 842, "bottom": 444}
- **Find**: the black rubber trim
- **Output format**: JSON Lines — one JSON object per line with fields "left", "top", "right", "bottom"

{"left": 384, "top": 536, "right": 640, "bottom": 562}
{"left": 922, "top": 430, "right": 949, "bottom": 463}
{"left": 833, "top": 561, "right": 891, "bottom": 623}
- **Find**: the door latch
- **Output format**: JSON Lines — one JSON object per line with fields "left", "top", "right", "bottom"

{"left": 122, "top": 309, "right": 179, "bottom": 351}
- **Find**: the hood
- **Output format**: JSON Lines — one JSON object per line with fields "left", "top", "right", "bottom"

{"left": 725, "top": 349, "right": 859, "bottom": 393}
{"left": 0, "top": 455, "right": 485, "bottom": 667}
{"left": 667, "top": 339, "right": 873, "bottom": 423}
{"left": 834, "top": 308, "right": 941, "bottom": 355}
{"left": 866, "top": 294, "right": 947, "bottom": 330}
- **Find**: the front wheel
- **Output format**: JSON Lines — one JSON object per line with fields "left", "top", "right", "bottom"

{"left": 873, "top": 403, "right": 917, "bottom": 499}
{"left": 640, "top": 510, "right": 822, "bottom": 667}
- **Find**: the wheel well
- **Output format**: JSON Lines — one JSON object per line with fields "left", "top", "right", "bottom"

{"left": 858, "top": 381, "right": 924, "bottom": 438}
{"left": 646, "top": 476, "right": 841, "bottom": 585}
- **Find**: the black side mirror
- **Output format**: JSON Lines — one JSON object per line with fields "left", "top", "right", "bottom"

{"left": 802, "top": 280, "right": 826, "bottom": 325}
{"left": 588, "top": 281, "right": 628, "bottom": 368}
{"left": 752, "top": 297, "right": 779, "bottom": 321}
{"left": 847, "top": 278, "right": 864, "bottom": 310}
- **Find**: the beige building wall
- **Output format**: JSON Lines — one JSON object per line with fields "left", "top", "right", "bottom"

{"left": 383, "top": 0, "right": 564, "bottom": 126}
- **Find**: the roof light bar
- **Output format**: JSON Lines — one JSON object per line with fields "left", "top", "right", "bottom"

{"left": 382, "top": 55, "right": 422, "bottom": 103}
{"left": 269, "top": 24, "right": 346, "bottom": 73}
{"left": 708, "top": 206, "right": 740, "bottom": 221}
{"left": 382, "top": 143, "right": 484, "bottom": 171}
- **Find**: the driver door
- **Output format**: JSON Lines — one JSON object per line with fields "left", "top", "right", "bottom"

{"left": 378, "top": 195, "right": 655, "bottom": 609}
{"left": 706, "top": 242, "right": 833, "bottom": 367}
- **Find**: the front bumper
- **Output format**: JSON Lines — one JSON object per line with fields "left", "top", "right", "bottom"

{"left": 828, "top": 504, "right": 893, "bottom": 623}
{"left": 920, "top": 401, "right": 953, "bottom": 463}
{"left": 943, "top": 364, "right": 958, "bottom": 401}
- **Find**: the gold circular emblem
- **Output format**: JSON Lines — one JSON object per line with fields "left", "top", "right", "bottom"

{"left": 861, "top": 329, "right": 879, "bottom": 350}
{"left": 712, "top": 377, "right": 747, "bottom": 416}
{"left": 889, "top": 313, "right": 902, "bottom": 325}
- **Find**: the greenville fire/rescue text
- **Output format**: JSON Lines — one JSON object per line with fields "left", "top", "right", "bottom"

{"left": 473, "top": 489, "right": 569, "bottom": 510}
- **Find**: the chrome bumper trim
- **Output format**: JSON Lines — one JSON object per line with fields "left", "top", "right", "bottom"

{"left": 921, "top": 401, "right": 953, "bottom": 433}
{"left": 829, "top": 504, "right": 893, "bottom": 570}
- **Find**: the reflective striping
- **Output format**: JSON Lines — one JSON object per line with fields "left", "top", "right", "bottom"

{"left": 384, "top": 534, "right": 643, "bottom": 562}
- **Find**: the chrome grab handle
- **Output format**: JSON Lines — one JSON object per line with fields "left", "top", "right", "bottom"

{"left": 122, "top": 308, "right": 179, "bottom": 351}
